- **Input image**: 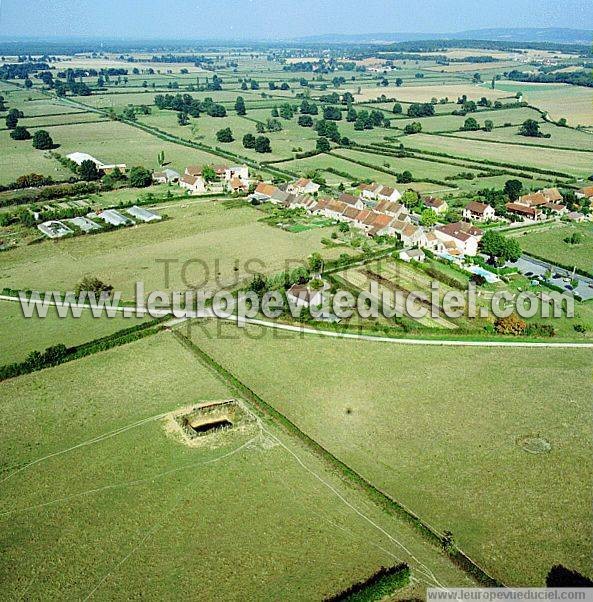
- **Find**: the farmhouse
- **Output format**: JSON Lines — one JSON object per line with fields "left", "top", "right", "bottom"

{"left": 505, "top": 202, "right": 544, "bottom": 221}
{"left": 435, "top": 221, "right": 483, "bottom": 256}
{"left": 541, "top": 188, "right": 563, "bottom": 203}
{"left": 286, "top": 284, "right": 323, "bottom": 308}
{"left": 357, "top": 183, "right": 401, "bottom": 203}
{"left": 423, "top": 196, "right": 448, "bottom": 214}
{"left": 179, "top": 174, "right": 207, "bottom": 194}
{"left": 542, "top": 202, "right": 568, "bottom": 216}
{"left": 37, "top": 220, "right": 73, "bottom": 239}
{"left": 127, "top": 206, "right": 162, "bottom": 223}
{"left": 462, "top": 201, "right": 496, "bottom": 221}
{"left": 517, "top": 192, "right": 548, "bottom": 208}
{"left": 376, "top": 186, "right": 401, "bottom": 203}
{"left": 287, "top": 178, "right": 320, "bottom": 195}
{"left": 153, "top": 169, "right": 180, "bottom": 184}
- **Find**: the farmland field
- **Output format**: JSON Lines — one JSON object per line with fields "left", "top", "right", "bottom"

{"left": 402, "top": 133, "right": 593, "bottom": 177}
{"left": 0, "top": 331, "right": 473, "bottom": 599}
{"left": 189, "top": 320, "right": 593, "bottom": 586}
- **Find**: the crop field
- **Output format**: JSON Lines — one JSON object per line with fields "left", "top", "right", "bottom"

{"left": 0, "top": 301, "right": 151, "bottom": 365}
{"left": 189, "top": 320, "right": 593, "bottom": 586}
{"left": 402, "top": 133, "right": 593, "bottom": 177}
{"left": 0, "top": 331, "right": 474, "bottom": 599}
{"left": 508, "top": 222, "right": 593, "bottom": 274}
{"left": 485, "top": 83, "right": 593, "bottom": 126}
{"left": 0, "top": 200, "right": 349, "bottom": 298}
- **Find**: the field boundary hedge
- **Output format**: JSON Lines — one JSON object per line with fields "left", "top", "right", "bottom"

{"left": 0, "top": 317, "right": 165, "bottom": 381}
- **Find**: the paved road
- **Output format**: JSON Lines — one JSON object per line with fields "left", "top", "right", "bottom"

{"left": 2, "top": 294, "right": 592, "bottom": 348}
{"left": 507, "top": 254, "right": 593, "bottom": 301}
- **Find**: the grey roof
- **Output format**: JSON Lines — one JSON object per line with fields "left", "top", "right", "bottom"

{"left": 126, "top": 205, "right": 162, "bottom": 222}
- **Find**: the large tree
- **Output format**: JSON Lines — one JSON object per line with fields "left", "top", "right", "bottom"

{"left": 316, "top": 137, "right": 331, "bottom": 153}
{"left": 504, "top": 179, "right": 523, "bottom": 201}
{"left": 234, "top": 96, "right": 246, "bottom": 116}
{"left": 254, "top": 136, "right": 272, "bottom": 153}
{"left": 128, "top": 166, "right": 152, "bottom": 188}
{"left": 518, "top": 119, "right": 542, "bottom": 138}
{"left": 10, "top": 126, "right": 31, "bottom": 140}
{"left": 32, "top": 130, "right": 54, "bottom": 150}
{"left": 216, "top": 127, "right": 234, "bottom": 143}
{"left": 79, "top": 159, "right": 100, "bottom": 181}
{"left": 480, "top": 230, "right": 521, "bottom": 265}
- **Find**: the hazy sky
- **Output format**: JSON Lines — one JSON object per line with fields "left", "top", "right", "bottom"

{"left": 0, "top": 0, "right": 590, "bottom": 39}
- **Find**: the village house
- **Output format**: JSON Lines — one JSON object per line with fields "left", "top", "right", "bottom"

{"left": 541, "top": 187, "right": 563, "bottom": 204}
{"left": 376, "top": 185, "right": 402, "bottom": 203}
{"left": 542, "top": 202, "right": 568, "bottom": 217}
{"left": 505, "top": 202, "right": 544, "bottom": 221}
{"left": 423, "top": 196, "right": 448, "bottom": 214}
{"left": 374, "top": 200, "right": 409, "bottom": 221}
{"left": 399, "top": 223, "right": 427, "bottom": 248}
{"left": 576, "top": 186, "right": 593, "bottom": 200}
{"left": 338, "top": 193, "right": 365, "bottom": 211}
{"left": 179, "top": 174, "right": 207, "bottom": 194}
{"left": 357, "top": 183, "right": 384, "bottom": 201}
{"left": 152, "top": 169, "right": 180, "bottom": 184}
{"left": 435, "top": 221, "right": 483, "bottom": 256}
{"left": 368, "top": 213, "right": 394, "bottom": 237}
{"left": 270, "top": 189, "right": 291, "bottom": 205}
{"left": 399, "top": 248, "right": 426, "bottom": 263}
{"left": 462, "top": 201, "right": 496, "bottom": 222}
{"left": 224, "top": 164, "right": 249, "bottom": 183}
{"left": 517, "top": 192, "right": 548, "bottom": 208}
{"left": 287, "top": 178, "right": 321, "bottom": 195}
{"left": 251, "top": 182, "right": 278, "bottom": 202}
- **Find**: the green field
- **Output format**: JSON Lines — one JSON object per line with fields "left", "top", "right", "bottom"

{"left": 0, "top": 199, "right": 348, "bottom": 298}
{"left": 508, "top": 222, "right": 593, "bottom": 274}
{"left": 188, "top": 320, "right": 593, "bottom": 586}
{"left": 403, "top": 133, "right": 593, "bottom": 177}
{"left": 0, "top": 301, "right": 151, "bottom": 365}
{"left": 0, "top": 332, "right": 473, "bottom": 599}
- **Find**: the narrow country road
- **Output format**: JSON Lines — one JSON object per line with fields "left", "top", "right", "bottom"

{"left": 2, "top": 294, "right": 592, "bottom": 348}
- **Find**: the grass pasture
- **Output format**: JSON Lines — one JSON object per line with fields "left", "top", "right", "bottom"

{"left": 189, "top": 321, "right": 593, "bottom": 586}
{"left": 507, "top": 222, "right": 593, "bottom": 274}
{"left": 0, "top": 301, "right": 151, "bottom": 365}
{"left": 0, "top": 199, "right": 348, "bottom": 298}
{"left": 0, "top": 331, "right": 473, "bottom": 599}
{"left": 403, "top": 133, "right": 593, "bottom": 177}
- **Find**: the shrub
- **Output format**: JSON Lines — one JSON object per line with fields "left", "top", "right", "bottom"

{"left": 494, "top": 314, "right": 527, "bottom": 335}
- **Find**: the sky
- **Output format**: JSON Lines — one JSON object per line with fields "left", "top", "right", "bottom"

{"left": 0, "top": 0, "right": 591, "bottom": 40}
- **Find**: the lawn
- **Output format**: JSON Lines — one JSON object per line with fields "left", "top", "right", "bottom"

{"left": 189, "top": 320, "right": 593, "bottom": 586}
{"left": 508, "top": 222, "right": 593, "bottom": 275}
{"left": 0, "top": 331, "right": 472, "bottom": 599}
{"left": 0, "top": 301, "right": 151, "bottom": 365}
{"left": 0, "top": 199, "right": 349, "bottom": 298}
